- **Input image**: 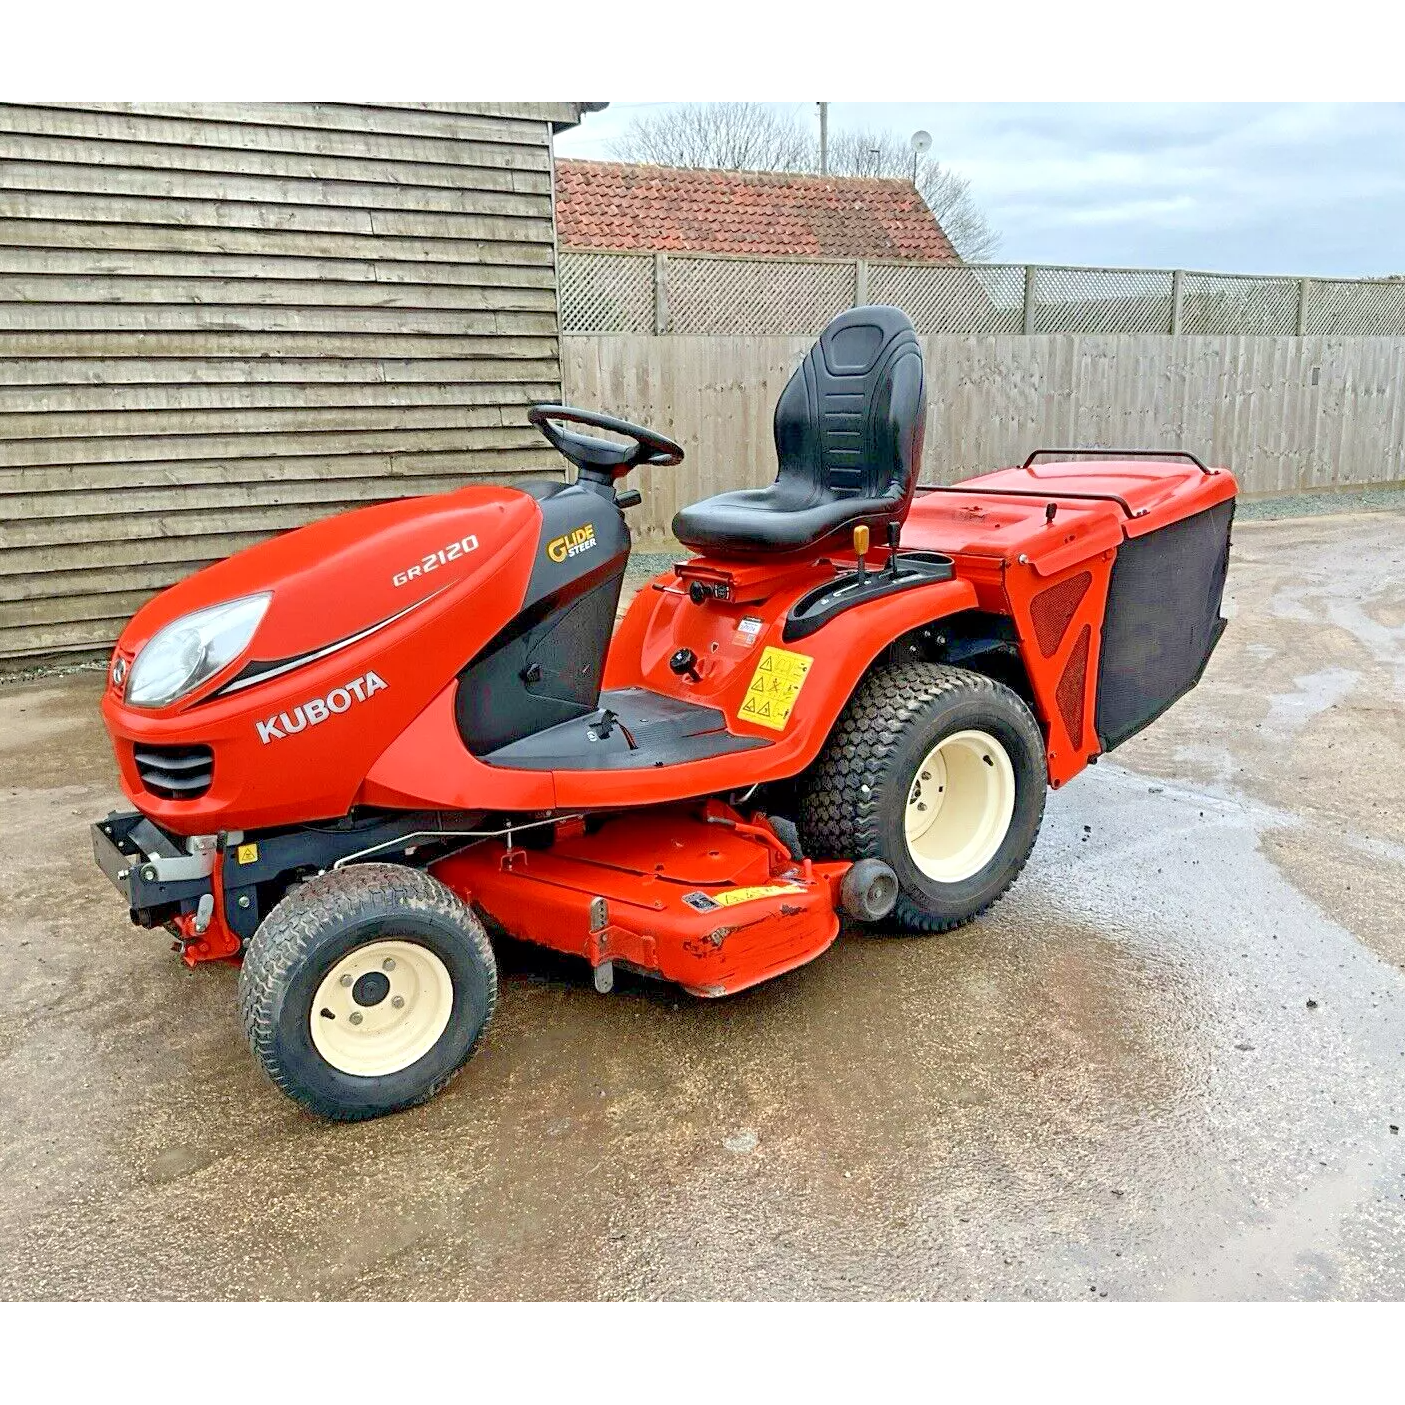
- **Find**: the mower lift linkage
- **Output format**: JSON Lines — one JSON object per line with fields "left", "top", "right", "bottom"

{"left": 92, "top": 807, "right": 563, "bottom": 964}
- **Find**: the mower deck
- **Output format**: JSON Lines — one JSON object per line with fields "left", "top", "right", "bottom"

{"left": 433, "top": 802, "right": 848, "bottom": 997}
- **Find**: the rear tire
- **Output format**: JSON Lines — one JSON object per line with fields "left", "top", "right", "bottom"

{"left": 798, "top": 663, "right": 1046, "bottom": 933}
{"left": 238, "top": 863, "right": 497, "bottom": 1121}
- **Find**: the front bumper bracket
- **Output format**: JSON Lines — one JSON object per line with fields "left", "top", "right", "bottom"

{"left": 91, "top": 811, "right": 214, "bottom": 919}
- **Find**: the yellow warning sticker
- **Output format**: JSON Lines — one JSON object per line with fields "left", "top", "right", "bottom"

{"left": 712, "top": 882, "right": 806, "bottom": 908}
{"left": 737, "top": 646, "right": 813, "bottom": 732}
{"left": 236, "top": 842, "right": 259, "bottom": 865}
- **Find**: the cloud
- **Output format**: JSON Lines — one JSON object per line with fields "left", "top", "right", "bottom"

{"left": 1052, "top": 195, "right": 1202, "bottom": 229}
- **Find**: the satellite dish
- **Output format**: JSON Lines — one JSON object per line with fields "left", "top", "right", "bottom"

{"left": 910, "top": 130, "right": 932, "bottom": 155}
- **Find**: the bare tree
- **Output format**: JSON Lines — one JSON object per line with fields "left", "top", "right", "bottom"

{"left": 609, "top": 104, "right": 1001, "bottom": 263}
{"left": 826, "top": 128, "right": 1001, "bottom": 262}
{"left": 610, "top": 102, "right": 813, "bottom": 173}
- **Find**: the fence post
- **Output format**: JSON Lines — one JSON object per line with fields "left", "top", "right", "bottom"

{"left": 1170, "top": 269, "right": 1184, "bottom": 334}
{"left": 1022, "top": 265, "right": 1038, "bottom": 334}
{"left": 653, "top": 253, "right": 670, "bottom": 335}
{"left": 854, "top": 259, "right": 869, "bottom": 307}
{"left": 1296, "top": 277, "right": 1312, "bottom": 336}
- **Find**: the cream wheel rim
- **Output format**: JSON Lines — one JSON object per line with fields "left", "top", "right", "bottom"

{"left": 310, "top": 940, "right": 453, "bottom": 1077}
{"left": 904, "top": 729, "right": 1016, "bottom": 884}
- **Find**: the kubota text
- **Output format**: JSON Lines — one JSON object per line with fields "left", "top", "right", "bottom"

{"left": 256, "top": 672, "right": 388, "bottom": 744}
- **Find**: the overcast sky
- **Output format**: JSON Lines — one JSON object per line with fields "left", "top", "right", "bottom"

{"left": 555, "top": 103, "right": 1405, "bottom": 277}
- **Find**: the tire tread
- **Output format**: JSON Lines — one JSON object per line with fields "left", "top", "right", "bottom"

{"left": 798, "top": 661, "right": 1045, "bottom": 933}
{"left": 238, "top": 862, "right": 497, "bottom": 1121}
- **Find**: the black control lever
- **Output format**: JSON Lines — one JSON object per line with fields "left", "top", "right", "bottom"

{"left": 591, "top": 708, "right": 638, "bottom": 749}
{"left": 886, "top": 520, "right": 903, "bottom": 578}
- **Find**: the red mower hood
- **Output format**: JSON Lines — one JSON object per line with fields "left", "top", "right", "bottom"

{"left": 102, "top": 483, "right": 546, "bottom": 831}
{"left": 117, "top": 485, "right": 540, "bottom": 675}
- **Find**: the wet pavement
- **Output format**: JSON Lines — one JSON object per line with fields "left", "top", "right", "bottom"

{"left": 1, "top": 510, "right": 1403, "bottom": 1300}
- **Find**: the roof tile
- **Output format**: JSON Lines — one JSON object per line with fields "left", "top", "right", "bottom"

{"left": 555, "top": 159, "right": 958, "bottom": 262}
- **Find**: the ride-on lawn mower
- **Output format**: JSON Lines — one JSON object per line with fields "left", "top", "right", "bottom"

{"left": 92, "top": 307, "right": 1236, "bottom": 1120}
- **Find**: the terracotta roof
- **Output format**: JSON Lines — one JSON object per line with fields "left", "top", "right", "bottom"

{"left": 555, "top": 160, "right": 959, "bottom": 262}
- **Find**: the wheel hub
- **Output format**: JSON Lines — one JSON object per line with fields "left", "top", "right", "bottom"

{"left": 903, "top": 729, "right": 1016, "bottom": 884}
{"left": 352, "top": 970, "right": 391, "bottom": 1007}
{"left": 310, "top": 939, "right": 453, "bottom": 1077}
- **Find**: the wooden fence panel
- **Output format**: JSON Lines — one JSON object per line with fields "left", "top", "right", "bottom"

{"left": 562, "top": 333, "right": 1405, "bottom": 540}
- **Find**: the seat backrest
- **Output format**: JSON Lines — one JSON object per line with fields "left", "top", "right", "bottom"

{"left": 773, "top": 305, "right": 926, "bottom": 512}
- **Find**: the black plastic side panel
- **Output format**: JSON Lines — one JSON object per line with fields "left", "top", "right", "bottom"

{"left": 521, "top": 482, "right": 630, "bottom": 606}
{"left": 1095, "top": 499, "right": 1234, "bottom": 752}
{"left": 455, "top": 484, "right": 629, "bottom": 755}
{"left": 483, "top": 687, "right": 770, "bottom": 772}
{"left": 782, "top": 551, "right": 954, "bottom": 641}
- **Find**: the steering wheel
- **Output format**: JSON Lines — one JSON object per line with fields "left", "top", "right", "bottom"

{"left": 528, "top": 403, "right": 684, "bottom": 482}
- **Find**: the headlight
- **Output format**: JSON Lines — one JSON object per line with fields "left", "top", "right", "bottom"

{"left": 126, "top": 593, "right": 271, "bottom": 709}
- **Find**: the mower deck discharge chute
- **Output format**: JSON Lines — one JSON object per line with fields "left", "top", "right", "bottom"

{"left": 93, "top": 306, "right": 1236, "bottom": 1120}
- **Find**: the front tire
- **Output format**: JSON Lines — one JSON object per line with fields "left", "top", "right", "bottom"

{"left": 238, "top": 863, "right": 497, "bottom": 1121}
{"left": 798, "top": 663, "right": 1046, "bottom": 933}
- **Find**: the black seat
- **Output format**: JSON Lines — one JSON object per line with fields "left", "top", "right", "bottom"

{"left": 672, "top": 305, "right": 926, "bottom": 556}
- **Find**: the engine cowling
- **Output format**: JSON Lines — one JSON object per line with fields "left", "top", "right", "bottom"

{"left": 102, "top": 485, "right": 542, "bottom": 831}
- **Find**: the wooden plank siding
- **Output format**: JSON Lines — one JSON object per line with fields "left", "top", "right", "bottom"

{"left": 0, "top": 101, "right": 589, "bottom": 661}
{"left": 562, "top": 333, "right": 1405, "bottom": 542}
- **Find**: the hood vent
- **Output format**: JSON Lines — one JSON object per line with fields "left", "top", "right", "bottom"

{"left": 134, "top": 744, "right": 214, "bottom": 800}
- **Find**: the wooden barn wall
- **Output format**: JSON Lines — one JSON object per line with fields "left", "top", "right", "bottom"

{"left": 0, "top": 102, "right": 575, "bottom": 661}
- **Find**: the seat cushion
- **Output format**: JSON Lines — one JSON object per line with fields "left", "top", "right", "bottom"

{"left": 672, "top": 484, "right": 902, "bottom": 555}
{"left": 670, "top": 305, "right": 926, "bottom": 558}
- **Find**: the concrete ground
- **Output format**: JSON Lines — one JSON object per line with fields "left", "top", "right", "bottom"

{"left": 1, "top": 509, "right": 1403, "bottom": 1301}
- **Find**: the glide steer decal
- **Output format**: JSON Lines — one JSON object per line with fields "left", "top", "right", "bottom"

{"left": 256, "top": 672, "right": 387, "bottom": 744}
{"left": 547, "top": 523, "right": 597, "bottom": 563}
